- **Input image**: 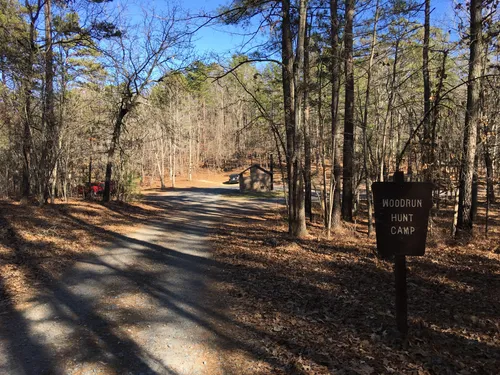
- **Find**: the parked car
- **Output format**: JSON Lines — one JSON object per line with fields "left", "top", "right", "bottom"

{"left": 76, "top": 181, "right": 117, "bottom": 199}
{"left": 227, "top": 173, "right": 240, "bottom": 184}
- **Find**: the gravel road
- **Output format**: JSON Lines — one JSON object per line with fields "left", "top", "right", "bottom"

{"left": 0, "top": 186, "right": 268, "bottom": 375}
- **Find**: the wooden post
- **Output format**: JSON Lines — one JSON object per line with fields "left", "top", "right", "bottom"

{"left": 393, "top": 170, "right": 408, "bottom": 341}
{"left": 270, "top": 153, "right": 274, "bottom": 191}
{"left": 373, "top": 170, "right": 433, "bottom": 344}
{"left": 394, "top": 254, "right": 408, "bottom": 340}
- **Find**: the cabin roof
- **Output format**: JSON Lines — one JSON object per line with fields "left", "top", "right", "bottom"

{"left": 239, "top": 164, "right": 273, "bottom": 176}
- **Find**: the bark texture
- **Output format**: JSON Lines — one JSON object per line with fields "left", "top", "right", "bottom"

{"left": 342, "top": 0, "right": 354, "bottom": 222}
{"left": 457, "top": 0, "right": 482, "bottom": 236}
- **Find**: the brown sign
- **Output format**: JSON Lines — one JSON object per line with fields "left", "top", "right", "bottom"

{"left": 372, "top": 181, "right": 433, "bottom": 258}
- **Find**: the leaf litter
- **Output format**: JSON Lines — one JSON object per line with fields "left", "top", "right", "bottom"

{"left": 212, "top": 202, "right": 500, "bottom": 374}
{"left": 0, "top": 199, "right": 162, "bottom": 306}
{"left": 0, "top": 193, "right": 498, "bottom": 374}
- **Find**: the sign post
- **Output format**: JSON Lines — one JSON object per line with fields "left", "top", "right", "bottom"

{"left": 270, "top": 153, "right": 274, "bottom": 191}
{"left": 394, "top": 254, "right": 408, "bottom": 338}
{"left": 372, "top": 171, "right": 433, "bottom": 341}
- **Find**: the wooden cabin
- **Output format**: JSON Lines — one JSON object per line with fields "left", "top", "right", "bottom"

{"left": 239, "top": 164, "right": 273, "bottom": 193}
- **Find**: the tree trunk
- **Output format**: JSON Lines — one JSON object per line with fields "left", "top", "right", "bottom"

{"left": 20, "top": 7, "right": 38, "bottom": 203}
{"left": 379, "top": 39, "right": 399, "bottom": 182}
{"left": 161, "top": 136, "right": 166, "bottom": 187}
{"left": 157, "top": 153, "right": 165, "bottom": 189}
{"left": 173, "top": 135, "right": 176, "bottom": 188}
{"left": 39, "top": 0, "right": 56, "bottom": 204}
{"left": 303, "top": 21, "right": 312, "bottom": 221}
{"left": 318, "top": 60, "right": 328, "bottom": 228}
{"left": 457, "top": 0, "right": 482, "bottom": 236}
{"left": 282, "top": 0, "right": 308, "bottom": 238}
{"left": 62, "top": 166, "right": 68, "bottom": 202}
{"left": 104, "top": 105, "right": 129, "bottom": 202}
{"left": 329, "top": 0, "right": 341, "bottom": 233}
{"left": 21, "top": 100, "right": 32, "bottom": 202}
{"left": 361, "top": 0, "right": 379, "bottom": 236}
{"left": 342, "top": 0, "right": 355, "bottom": 222}
{"left": 485, "top": 148, "right": 495, "bottom": 203}
{"left": 422, "top": 0, "right": 433, "bottom": 181}
{"left": 189, "top": 120, "right": 193, "bottom": 181}
{"left": 50, "top": 152, "right": 58, "bottom": 203}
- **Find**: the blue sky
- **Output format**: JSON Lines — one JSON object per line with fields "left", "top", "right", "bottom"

{"left": 182, "top": 0, "right": 274, "bottom": 59}
{"left": 120, "top": 0, "right": 257, "bottom": 58}
{"left": 120, "top": 0, "right": 459, "bottom": 57}
{"left": 185, "top": 0, "right": 459, "bottom": 54}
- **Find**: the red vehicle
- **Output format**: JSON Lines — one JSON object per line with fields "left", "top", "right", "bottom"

{"left": 89, "top": 183, "right": 104, "bottom": 196}
{"left": 76, "top": 181, "right": 117, "bottom": 199}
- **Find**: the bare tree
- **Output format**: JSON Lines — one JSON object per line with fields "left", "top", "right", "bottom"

{"left": 100, "top": 6, "right": 191, "bottom": 202}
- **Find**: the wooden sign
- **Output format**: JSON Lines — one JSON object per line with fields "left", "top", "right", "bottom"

{"left": 372, "top": 171, "right": 433, "bottom": 341}
{"left": 372, "top": 179, "right": 433, "bottom": 258}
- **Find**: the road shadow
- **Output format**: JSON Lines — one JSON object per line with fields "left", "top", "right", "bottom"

{"left": 3, "top": 187, "right": 497, "bottom": 374}
{"left": 0, "top": 189, "right": 284, "bottom": 373}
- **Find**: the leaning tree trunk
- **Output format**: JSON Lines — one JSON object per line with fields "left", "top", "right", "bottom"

{"left": 457, "top": 0, "right": 482, "bottom": 236}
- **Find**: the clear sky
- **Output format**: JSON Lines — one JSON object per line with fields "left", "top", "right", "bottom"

{"left": 119, "top": 0, "right": 460, "bottom": 58}
{"left": 182, "top": 0, "right": 460, "bottom": 54}
{"left": 183, "top": 0, "right": 253, "bottom": 57}
{"left": 431, "top": 0, "right": 460, "bottom": 35}
{"left": 120, "top": 0, "right": 261, "bottom": 58}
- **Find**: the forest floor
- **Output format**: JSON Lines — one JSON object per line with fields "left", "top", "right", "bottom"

{"left": 212, "top": 196, "right": 500, "bottom": 374}
{"left": 0, "top": 172, "right": 245, "bottom": 374}
{"left": 0, "top": 173, "right": 499, "bottom": 374}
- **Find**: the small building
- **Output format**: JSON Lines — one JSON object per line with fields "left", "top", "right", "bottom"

{"left": 239, "top": 164, "right": 273, "bottom": 193}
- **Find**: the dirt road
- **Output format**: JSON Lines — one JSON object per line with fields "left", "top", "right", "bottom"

{"left": 0, "top": 186, "right": 271, "bottom": 375}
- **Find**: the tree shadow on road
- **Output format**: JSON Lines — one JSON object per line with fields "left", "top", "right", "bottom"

{"left": 3, "top": 189, "right": 497, "bottom": 374}
{"left": 0, "top": 191, "right": 288, "bottom": 374}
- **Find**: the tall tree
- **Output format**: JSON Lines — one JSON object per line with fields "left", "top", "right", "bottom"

{"left": 38, "top": 0, "right": 57, "bottom": 204}
{"left": 328, "top": 0, "right": 342, "bottom": 233}
{"left": 342, "top": 0, "right": 354, "bottom": 222}
{"left": 282, "top": 0, "right": 309, "bottom": 237}
{"left": 218, "top": 0, "right": 309, "bottom": 237}
{"left": 101, "top": 7, "right": 191, "bottom": 202}
{"left": 422, "top": 0, "right": 433, "bottom": 181}
{"left": 361, "top": 0, "right": 380, "bottom": 236}
{"left": 303, "top": 18, "right": 312, "bottom": 221}
{"left": 457, "top": 0, "right": 483, "bottom": 236}
{"left": 20, "top": 0, "right": 41, "bottom": 202}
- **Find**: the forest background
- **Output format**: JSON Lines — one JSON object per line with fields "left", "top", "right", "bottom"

{"left": 0, "top": 0, "right": 499, "bottom": 239}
